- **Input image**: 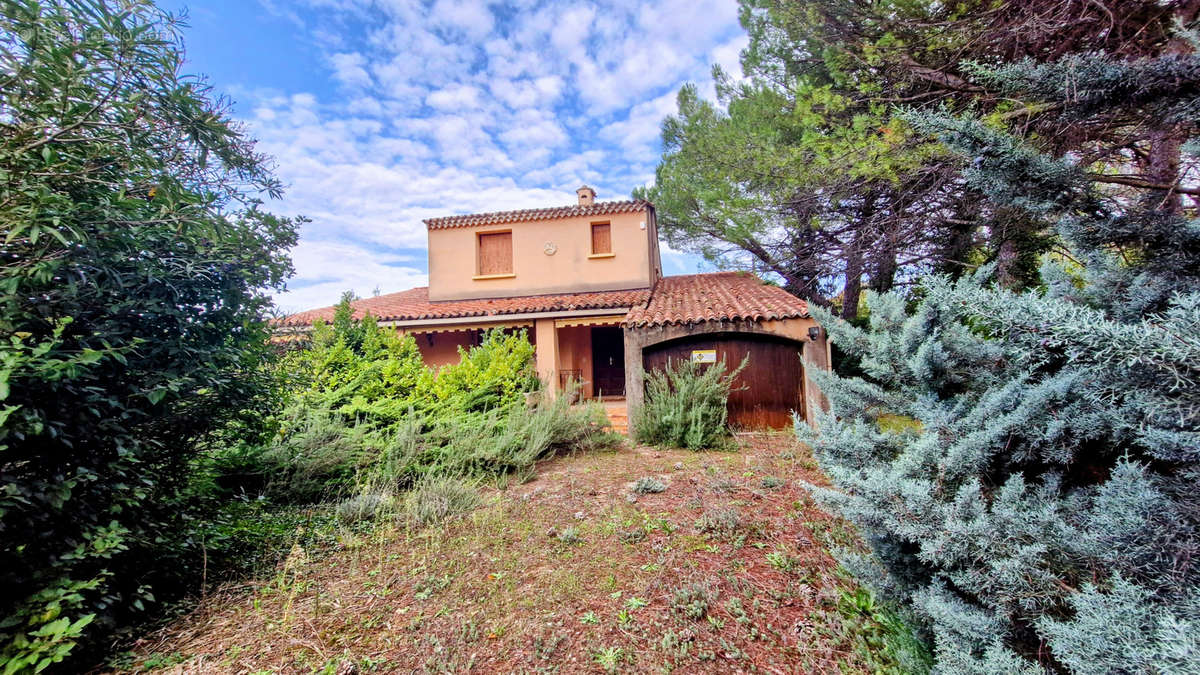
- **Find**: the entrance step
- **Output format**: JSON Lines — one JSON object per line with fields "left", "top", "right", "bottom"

{"left": 601, "top": 399, "right": 629, "bottom": 436}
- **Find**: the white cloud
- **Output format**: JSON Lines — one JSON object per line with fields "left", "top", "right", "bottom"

{"left": 425, "top": 84, "right": 483, "bottom": 110}
{"left": 280, "top": 238, "right": 428, "bottom": 313}
{"left": 430, "top": 0, "right": 495, "bottom": 39}
{"left": 597, "top": 89, "right": 677, "bottom": 159}
{"left": 329, "top": 51, "right": 373, "bottom": 89}
{"left": 710, "top": 33, "right": 749, "bottom": 79}
{"left": 244, "top": 0, "right": 739, "bottom": 312}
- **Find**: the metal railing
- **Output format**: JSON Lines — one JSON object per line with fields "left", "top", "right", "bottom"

{"left": 558, "top": 369, "right": 582, "bottom": 390}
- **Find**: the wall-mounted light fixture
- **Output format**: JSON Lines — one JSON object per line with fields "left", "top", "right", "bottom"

{"left": 807, "top": 326, "right": 821, "bottom": 342}
{"left": 426, "top": 333, "right": 434, "bottom": 347}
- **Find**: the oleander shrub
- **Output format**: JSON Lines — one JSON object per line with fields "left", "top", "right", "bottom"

{"left": 0, "top": 2, "right": 299, "bottom": 668}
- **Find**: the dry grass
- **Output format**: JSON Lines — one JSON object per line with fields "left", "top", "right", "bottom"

{"left": 110, "top": 434, "right": 894, "bottom": 674}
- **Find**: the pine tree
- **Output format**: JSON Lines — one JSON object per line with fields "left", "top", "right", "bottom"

{"left": 644, "top": 0, "right": 1190, "bottom": 314}
{"left": 799, "top": 39, "right": 1200, "bottom": 673}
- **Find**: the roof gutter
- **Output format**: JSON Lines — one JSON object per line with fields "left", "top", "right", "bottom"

{"left": 275, "top": 306, "right": 637, "bottom": 333}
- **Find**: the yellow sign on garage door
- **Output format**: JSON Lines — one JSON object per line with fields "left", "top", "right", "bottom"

{"left": 691, "top": 349, "right": 717, "bottom": 363}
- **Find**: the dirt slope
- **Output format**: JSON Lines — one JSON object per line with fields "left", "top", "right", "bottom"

{"left": 114, "top": 434, "right": 896, "bottom": 674}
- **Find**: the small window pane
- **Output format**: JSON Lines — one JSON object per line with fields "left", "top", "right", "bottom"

{"left": 591, "top": 223, "right": 611, "bottom": 254}
{"left": 478, "top": 232, "right": 512, "bottom": 275}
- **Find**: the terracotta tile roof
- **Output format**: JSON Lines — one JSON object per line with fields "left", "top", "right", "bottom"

{"left": 623, "top": 272, "right": 808, "bottom": 327}
{"left": 424, "top": 199, "right": 650, "bottom": 229}
{"left": 276, "top": 286, "right": 650, "bottom": 328}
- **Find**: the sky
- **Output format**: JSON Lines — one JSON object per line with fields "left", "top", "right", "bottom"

{"left": 159, "top": 0, "right": 747, "bottom": 313}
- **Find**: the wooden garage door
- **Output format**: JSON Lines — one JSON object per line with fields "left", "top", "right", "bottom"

{"left": 642, "top": 333, "right": 805, "bottom": 429}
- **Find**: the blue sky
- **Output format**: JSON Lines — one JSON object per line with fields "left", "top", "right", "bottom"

{"left": 161, "top": 0, "right": 745, "bottom": 312}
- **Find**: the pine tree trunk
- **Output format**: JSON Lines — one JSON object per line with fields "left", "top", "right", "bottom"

{"left": 869, "top": 227, "right": 899, "bottom": 293}
{"left": 939, "top": 220, "right": 977, "bottom": 279}
{"left": 842, "top": 219, "right": 867, "bottom": 320}
{"left": 1146, "top": 128, "right": 1183, "bottom": 214}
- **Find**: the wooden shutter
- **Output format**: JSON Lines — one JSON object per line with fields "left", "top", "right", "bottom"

{"left": 477, "top": 232, "right": 512, "bottom": 275}
{"left": 591, "top": 223, "right": 611, "bottom": 254}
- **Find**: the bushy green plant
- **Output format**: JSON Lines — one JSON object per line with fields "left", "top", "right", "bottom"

{"left": 670, "top": 585, "right": 712, "bottom": 620}
{"left": 278, "top": 305, "right": 429, "bottom": 424}
{"left": 419, "top": 392, "right": 618, "bottom": 480}
{"left": 0, "top": 2, "right": 298, "bottom": 667}
{"left": 633, "top": 357, "right": 746, "bottom": 450}
{"left": 259, "top": 407, "right": 377, "bottom": 502}
{"left": 632, "top": 476, "right": 667, "bottom": 494}
{"left": 336, "top": 494, "right": 393, "bottom": 524}
{"left": 799, "top": 45, "right": 1200, "bottom": 672}
{"left": 255, "top": 319, "right": 617, "bottom": 503}
{"left": 401, "top": 476, "right": 479, "bottom": 526}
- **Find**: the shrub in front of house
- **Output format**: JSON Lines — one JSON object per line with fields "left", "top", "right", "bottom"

{"left": 226, "top": 307, "right": 620, "bottom": 505}
{"left": 633, "top": 357, "right": 746, "bottom": 450}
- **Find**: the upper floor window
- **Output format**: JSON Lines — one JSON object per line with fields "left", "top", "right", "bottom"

{"left": 477, "top": 231, "right": 513, "bottom": 276}
{"left": 591, "top": 222, "right": 612, "bottom": 256}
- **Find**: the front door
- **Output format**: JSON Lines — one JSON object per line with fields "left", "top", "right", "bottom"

{"left": 591, "top": 326, "right": 625, "bottom": 397}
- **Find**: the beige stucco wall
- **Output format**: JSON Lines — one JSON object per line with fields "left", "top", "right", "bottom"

{"left": 555, "top": 325, "right": 594, "bottom": 399}
{"left": 427, "top": 208, "right": 657, "bottom": 301}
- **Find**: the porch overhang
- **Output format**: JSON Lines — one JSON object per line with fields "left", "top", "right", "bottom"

{"left": 553, "top": 314, "right": 626, "bottom": 328}
{"left": 379, "top": 307, "right": 634, "bottom": 331}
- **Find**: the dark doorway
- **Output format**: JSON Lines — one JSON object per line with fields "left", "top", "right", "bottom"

{"left": 591, "top": 326, "right": 625, "bottom": 397}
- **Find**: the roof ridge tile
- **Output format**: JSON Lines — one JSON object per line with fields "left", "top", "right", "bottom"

{"left": 424, "top": 199, "right": 649, "bottom": 229}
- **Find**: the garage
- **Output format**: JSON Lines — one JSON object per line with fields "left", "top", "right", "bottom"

{"left": 622, "top": 272, "right": 830, "bottom": 430}
{"left": 641, "top": 332, "right": 805, "bottom": 429}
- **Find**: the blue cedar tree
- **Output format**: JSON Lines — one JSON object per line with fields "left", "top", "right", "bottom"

{"left": 798, "top": 45, "right": 1200, "bottom": 672}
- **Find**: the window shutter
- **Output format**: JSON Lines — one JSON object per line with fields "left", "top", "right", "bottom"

{"left": 591, "top": 223, "right": 611, "bottom": 254}
{"left": 478, "top": 232, "right": 512, "bottom": 275}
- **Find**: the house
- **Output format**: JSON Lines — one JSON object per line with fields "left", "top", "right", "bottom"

{"left": 277, "top": 186, "right": 830, "bottom": 429}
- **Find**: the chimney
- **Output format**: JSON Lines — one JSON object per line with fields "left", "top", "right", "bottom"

{"left": 576, "top": 185, "right": 596, "bottom": 206}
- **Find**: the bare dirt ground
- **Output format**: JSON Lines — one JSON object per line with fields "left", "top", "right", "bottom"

{"left": 114, "top": 434, "right": 894, "bottom": 674}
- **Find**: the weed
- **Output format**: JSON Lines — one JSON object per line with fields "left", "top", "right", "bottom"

{"left": 760, "top": 475, "right": 784, "bottom": 489}
{"left": 645, "top": 516, "right": 676, "bottom": 534}
{"left": 709, "top": 476, "right": 738, "bottom": 493}
{"left": 821, "top": 586, "right": 934, "bottom": 674}
{"left": 707, "top": 615, "right": 725, "bottom": 631}
{"left": 696, "top": 507, "right": 742, "bottom": 535}
{"left": 533, "top": 634, "right": 564, "bottom": 660}
{"left": 718, "top": 638, "right": 743, "bottom": 659}
{"left": 725, "top": 597, "right": 752, "bottom": 624}
{"left": 766, "top": 551, "right": 801, "bottom": 574}
{"left": 617, "top": 609, "right": 633, "bottom": 626}
{"left": 619, "top": 528, "right": 645, "bottom": 544}
{"left": 557, "top": 526, "right": 583, "bottom": 545}
{"left": 670, "top": 585, "right": 712, "bottom": 620}
{"left": 593, "top": 646, "right": 624, "bottom": 673}
{"left": 335, "top": 493, "right": 392, "bottom": 523}
{"left": 624, "top": 596, "right": 649, "bottom": 610}
{"left": 632, "top": 476, "right": 667, "bottom": 494}
{"left": 459, "top": 618, "right": 481, "bottom": 642}
{"left": 413, "top": 575, "right": 451, "bottom": 600}
{"left": 580, "top": 611, "right": 600, "bottom": 625}
{"left": 403, "top": 475, "right": 480, "bottom": 526}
